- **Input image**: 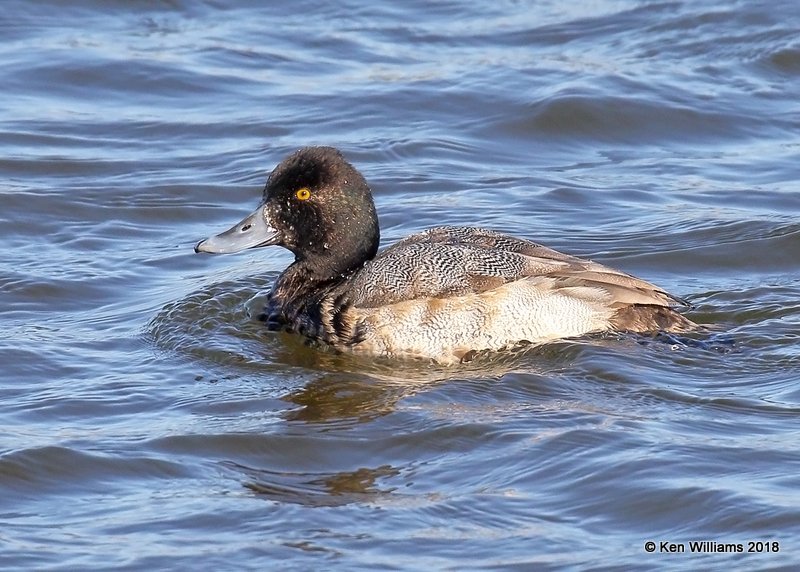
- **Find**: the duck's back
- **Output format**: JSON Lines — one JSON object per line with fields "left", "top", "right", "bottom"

{"left": 335, "top": 226, "right": 694, "bottom": 362}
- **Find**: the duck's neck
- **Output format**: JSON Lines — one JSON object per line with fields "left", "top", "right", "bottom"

{"left": 293, "top": 249, "right": 367, "bottom": 283}
{"left": 287, "top": 256, "right": 357, "bottom": 289}
{"left": 291, "top": 224, "right": 379, "bottom": 282}
{"left": 275, "top": 251, "right": 363, "bottom": 301}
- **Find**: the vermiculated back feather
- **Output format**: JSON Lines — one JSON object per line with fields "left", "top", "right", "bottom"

{"left": 348, "top": 226, "right": 688, "bottom": 312}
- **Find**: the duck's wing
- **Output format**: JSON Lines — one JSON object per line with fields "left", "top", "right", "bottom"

{"left": 348, "top": 226, "right": 688, "bottom": 312}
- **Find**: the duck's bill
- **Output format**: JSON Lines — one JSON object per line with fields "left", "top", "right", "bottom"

{"left": 194, "top": 205, "right": 280, "bottom": 254}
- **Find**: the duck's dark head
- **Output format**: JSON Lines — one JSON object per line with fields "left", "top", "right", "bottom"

{"left": 196, "top": 146, "right": 380, "bottom": 280}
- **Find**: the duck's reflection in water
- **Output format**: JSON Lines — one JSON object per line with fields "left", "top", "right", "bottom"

{"left": 224, "top": 460, "right": 400, "bottom": 507}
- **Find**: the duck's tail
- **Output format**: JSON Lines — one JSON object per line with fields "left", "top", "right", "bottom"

{"left": 610, "top": 304, "right": 699, "bottom": 334}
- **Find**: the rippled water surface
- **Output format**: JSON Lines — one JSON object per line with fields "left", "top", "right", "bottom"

{"left": 2, "top": 0, "right": 799, "bottom": 569}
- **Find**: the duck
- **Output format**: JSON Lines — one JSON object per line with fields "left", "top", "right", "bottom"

{"left": 195, "top": 146, "right": 696, "bottom": 364}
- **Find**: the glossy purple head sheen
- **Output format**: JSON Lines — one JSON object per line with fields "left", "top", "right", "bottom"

{"left": 195, "top": 147, "right": 380, "bottom": 280}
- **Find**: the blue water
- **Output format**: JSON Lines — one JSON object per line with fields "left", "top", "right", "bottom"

{"left": 2, "top": 1, "right": 799, "bottom": 569}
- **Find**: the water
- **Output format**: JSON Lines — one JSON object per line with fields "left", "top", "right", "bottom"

{"left": 2, "top": 0, "right": 799, "bottom": 569}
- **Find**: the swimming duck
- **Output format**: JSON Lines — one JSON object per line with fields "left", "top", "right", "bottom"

{"left": 196, "top": 146, "right": 696, "bottom": 363}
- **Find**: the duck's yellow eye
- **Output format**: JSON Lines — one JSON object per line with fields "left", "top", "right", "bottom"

{"left": 295, "top": 188, "right": 311, "bottom": 201}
